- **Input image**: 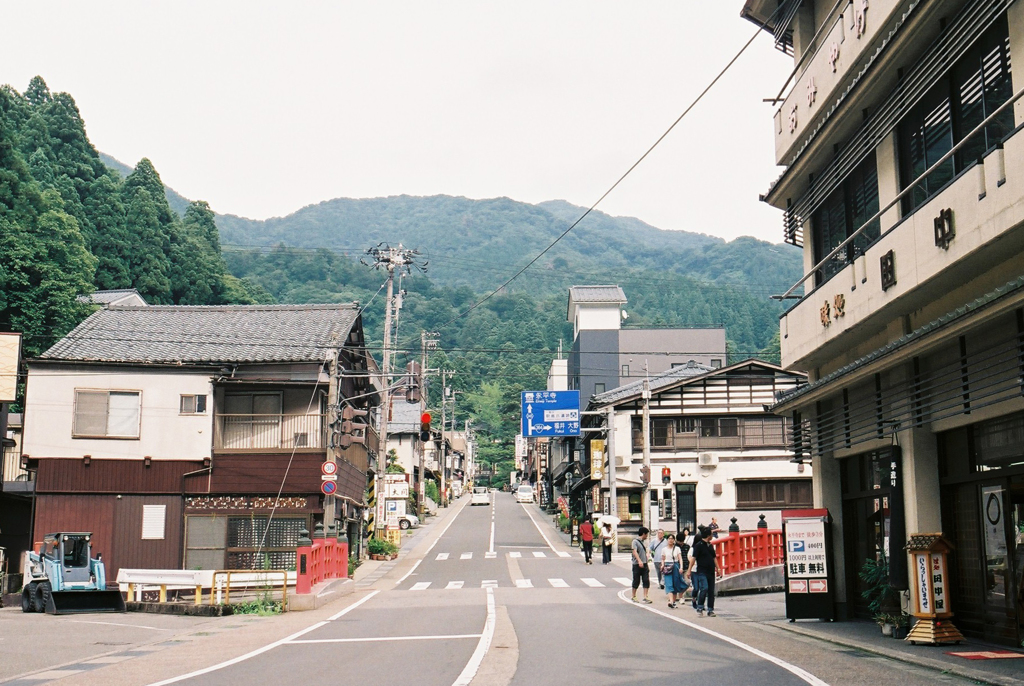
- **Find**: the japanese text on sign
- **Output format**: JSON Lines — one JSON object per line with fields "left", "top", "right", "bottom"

{"left": 785, "top": 518, "right": 828, "bottom": 579}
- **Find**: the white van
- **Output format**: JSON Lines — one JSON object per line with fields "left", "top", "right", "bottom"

{"left": 515, "top": 485, "right": 534, "bottom": 503}
{"left": 471, "top": 487, "right": 490, "bottom": 506}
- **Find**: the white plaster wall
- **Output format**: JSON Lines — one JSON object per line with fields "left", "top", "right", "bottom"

{"left": 23, "top": 367, "right": 214, "bottom": 460}
{"left": 576, "top": 305, "right": 621, "bottom": 333}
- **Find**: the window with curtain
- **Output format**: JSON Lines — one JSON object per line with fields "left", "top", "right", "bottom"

{"left": 73, "top": 390, "right": 141, "bottom": 438}
{"left": 899, "top": 18, "right": 1013, "bottom": 215}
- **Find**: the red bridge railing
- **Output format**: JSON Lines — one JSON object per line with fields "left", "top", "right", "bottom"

{"left": 295, "top": 524, "right": 349, "bottom": 594}
{"left": 710, "top": 522, "right": 784, "bottom": 576}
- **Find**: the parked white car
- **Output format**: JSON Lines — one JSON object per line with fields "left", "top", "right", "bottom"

{"left": 398, "top": 513, "right": 420, "bottom": 530}
{"left": 470, "top": 487, "right": 490, "bottom": 506}
{"left": 515, "top": 485, "right": 534, "bottom": 503}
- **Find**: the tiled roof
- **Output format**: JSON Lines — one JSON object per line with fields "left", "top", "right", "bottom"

{"left": 568, "top": 285, "right": 627, "bottom": 303}
{"left": 77, "top": 289, "right": 148, "bottom": 305}
{"left": 591, "top": 360, "right": 712, "bottom": 406}
{"left": 39, "top": 304, "right": 361, "bottom": 364}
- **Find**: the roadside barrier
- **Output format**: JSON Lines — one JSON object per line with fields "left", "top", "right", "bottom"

{"left": 294, "top": 523, "right": 349, "bottom": 594}
{"left": 116, "top": 568, "right": 292, "bottom": 606}
{"left": 710, "top": 516, "right": 783, "bottom": 576}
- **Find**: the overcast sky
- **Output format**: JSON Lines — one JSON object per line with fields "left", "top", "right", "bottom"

{"left": 3, "top": 2, "right": 793, "bottom": 243}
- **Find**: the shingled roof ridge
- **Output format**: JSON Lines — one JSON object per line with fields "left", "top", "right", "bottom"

{"left": 104, "top": 302, "right": 359, "bottom": 312}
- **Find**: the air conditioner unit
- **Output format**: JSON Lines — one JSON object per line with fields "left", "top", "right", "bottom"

{"left": 698, "top": 452, "right": 718, "bottom": 468}
{"left": 615, "top": 455, "right": 627, "bottom": 467}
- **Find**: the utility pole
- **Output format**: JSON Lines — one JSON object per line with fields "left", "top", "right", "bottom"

{"left": 439, "top": 369, "right": 453, "bottom": 506}
{"left": 323, "top": 336, "right": 341, "bottom": 528}
{"left": 363, "top": 243, "right": 424, "bottom": 535}
{"left": 642, "top": 375, "right": 652, "bottom": 531}
{"left": 418, "top": 331, "right": 439, "bottom": 515}
{"left": 607, "top": 405, "right": 617, "bottom": 520}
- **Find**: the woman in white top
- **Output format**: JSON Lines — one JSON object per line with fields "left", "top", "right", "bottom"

{"left": 661, "top": 534, "right": 688, "bottom": 608}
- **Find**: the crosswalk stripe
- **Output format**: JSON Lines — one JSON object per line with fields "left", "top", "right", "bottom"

{"left": 548, "top": 578, "right": 569, "bottom": 588}
{"left": 515, "top": 579, "right": 533, "bottom": 588}
{"left": 411, "top": 582, "right": 431, "bottom": 591}
{"left": 557, "top": 552, "right": 571, "bottom": 558}
{"left": 581, "top": 578, "right": 604, "bottom": 588}
{"left": 461, "top": 552, "right": 473, "bottom": 560}
{"left": 613, "top": 578, "right": 631, "bottom": 586}
{"left": 446, "top": 581, "right": 464, "bottom": 589}
{"left": 532, "top": 552, "right": 546, "bottom": 558}
{"left": 436, "top": 553, "right": 449, "bottom": 561}
{"left": 481, "top": 580, "right": 498, "bottom": 588}
{"left": 509, "top": 552, "right": 522, "bottom": 558}
{"left": 485, "top": 552, "right": 497, "bottom": 559}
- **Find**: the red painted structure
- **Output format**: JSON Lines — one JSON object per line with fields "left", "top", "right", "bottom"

{"left": 295, "top": 531, "right": 349, "bottom": 594}
{"left": 711, "top": 528, "right": 784, "bottom": 576}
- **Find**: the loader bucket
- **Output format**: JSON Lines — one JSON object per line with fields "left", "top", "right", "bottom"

{"left": 46, "top": 590, "right": 126, "bottom": 614}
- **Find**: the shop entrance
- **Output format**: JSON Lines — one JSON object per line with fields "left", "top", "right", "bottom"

{"left": 840, "top": 450, "right": 892, "bottom": 620}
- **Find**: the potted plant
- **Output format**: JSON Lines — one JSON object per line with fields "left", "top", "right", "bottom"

{"left": 367, "top": 537, "right": 387, "bottom": 560}
{"left": 859, "top": 553, "right": 902, "bottom": 634}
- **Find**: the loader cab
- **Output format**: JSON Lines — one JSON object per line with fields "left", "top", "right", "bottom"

{"left": 42, "top": 533, "right": 93, "bottom": 584}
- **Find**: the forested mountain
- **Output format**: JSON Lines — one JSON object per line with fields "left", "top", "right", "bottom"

{"left": 0, "top": 77, "right": 258, "bottom": 356}
{"left": 216, "top": 195, "right": 801, "bottom": 297}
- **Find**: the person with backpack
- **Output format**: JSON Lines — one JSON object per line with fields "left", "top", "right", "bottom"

{"left": 688, "top": 526, "right": 722, "bottom": 617}
{"left": 660, "top": 534, "right": 688, "bottom": 608}
{"left": 648, "top": 529, "right": 667, "bottom": 589}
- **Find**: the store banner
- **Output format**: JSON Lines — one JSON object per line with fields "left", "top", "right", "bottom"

{"left": 590, "top": 439, "right": 605, "bottom": 481}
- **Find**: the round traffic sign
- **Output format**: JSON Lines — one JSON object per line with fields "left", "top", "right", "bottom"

{"left": 321, "top": 461, "right": 338, "bottom": 475}
{"left": 321, "top": 480, "right": 337, "bottom": 495}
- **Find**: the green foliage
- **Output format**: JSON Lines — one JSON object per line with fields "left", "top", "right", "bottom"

{"left": 859, "top": 553, "right": 902, "bottom": 615}
{"left": 367, "top": 537, "right": 397, "bottom": 556}
{"left": 425, "top": 480, "right": 440, "bottom": 503}
{"left": 232, "top": 596, "right": 282, "bottom": 615}
{"left": 385, "top": 448, "right": 405, "bottom": 473}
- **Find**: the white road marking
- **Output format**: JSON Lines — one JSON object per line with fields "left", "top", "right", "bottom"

{"left": 410, "top": 582, "right": 432, "bottom": 591}
{"left": 461, "top": 552, "right": 473, "bottom": 560}
{"left": 581, "top": 578, "right": 604, "bottom": 587}
{"left": 426, "top": 498, "right": 467, "bottom": 554}
{"left": 489, "top": 520, "right": 495, "bottom": 554}
{"left": 548, "top": 578, "right": 569, "bottom": 588}
{"left": 509, "top": 552, "right": 522, "bottom": 558}
{"left": 446, "top": 581, "right": 465, "bottom": 589}
{"left": 291, "top": 633, "right": 481, "bottom": 644}
{"left": 395, "top": 559, "right": 422, "bottom": 585}
{"left": 485, "top": 552, "right": 497, "bottom": 559}
{"left": 145, "top": 591, "right": 379, "bottom": 685}
{"left": 613, "top": 578, "right": 632, "bottom": 586}
{"left": 481, "top": 580, "right": 498, "bottom": 588}
{"left": 68, "top": 620, "right": 170, "bottom": 631}
{"left": 452, "top": 587, "right": 496, "bottom": 686}
{"left": 515, "top": 579, "right": 533, "bottom": 588}
{"left": 618, "top": 590, "right": 830, "bottom": 686}
{"left": 436, "top": 553, "right": 450, "bottom": 561}
{"left": 557, "top": 552, "right": 571, "bottom": 558}
{"left": 532, "top": 552, "right": 546, "bottom": 558}
{"left": 520, "top": 500, "right": 561, "bottom": 554}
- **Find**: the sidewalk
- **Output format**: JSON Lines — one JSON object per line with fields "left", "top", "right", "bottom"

{"left": 541, "top": 510, "right": 1024, "bottom": 686}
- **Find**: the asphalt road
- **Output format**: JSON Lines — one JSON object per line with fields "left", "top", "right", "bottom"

{"left": 1, "top": 492, "right": 983, "bottom": 686}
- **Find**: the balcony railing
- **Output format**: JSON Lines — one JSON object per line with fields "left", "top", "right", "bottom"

{"left": 214, "top": 414, "right": 327, "bottom": 451}
{"left": 2, "top": 447, "right": 32, "bottom": 483}
{"left": 634, "top": 418, "right": 791, "bottom": 452}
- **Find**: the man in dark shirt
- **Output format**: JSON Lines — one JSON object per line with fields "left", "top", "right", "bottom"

{"left": 688, "top": 526, "right": 722, "bottom": 617}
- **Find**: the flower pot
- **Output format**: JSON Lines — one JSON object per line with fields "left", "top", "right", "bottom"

{"left": 880, "top": 623, "right": 893, "bottom": 637}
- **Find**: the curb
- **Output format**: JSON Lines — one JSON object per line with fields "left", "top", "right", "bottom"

{"left": 771, "top": 621, "right": 1024, "bottom": 686}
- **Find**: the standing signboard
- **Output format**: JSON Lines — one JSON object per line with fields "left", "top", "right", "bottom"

{"left": 782, "top": 508, "right": 835, "bottom": 621}
{"left": 521, "top": 391, "right": 581, "bottom": 438}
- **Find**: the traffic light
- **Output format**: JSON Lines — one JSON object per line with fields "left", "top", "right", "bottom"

{"left": 419, "top": 412, "right": 432, "bottom": 441}
{"left": 662, "top": 467, "right": 671, "bottom": 484}
{"left": 640, "top": 464, "right": 651, "bottom": 485}
{"left": 405, "top": 361, "right": 421, "bottom": 403}
{"left": 338, "top": 405, "right": 369, "bottom": 448}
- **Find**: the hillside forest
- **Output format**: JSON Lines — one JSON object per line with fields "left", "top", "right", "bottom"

{"left": 1, "top": 77, "right": 794, "bottom": 478}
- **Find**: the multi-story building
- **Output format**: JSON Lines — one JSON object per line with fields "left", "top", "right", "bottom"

{"left": 567, "top": 286, "right": 727, "bottom": 402}
{"left": 743, "top": 0, "right": 1024, "bottom": 644}
{"left": 21, "top": 304, "right": 378, "bottom": 580}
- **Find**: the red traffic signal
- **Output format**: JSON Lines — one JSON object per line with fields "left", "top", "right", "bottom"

{"left": 661, "top": 467, "right": 671, "bottom": 484}
{"left": 420, "top": 412, "right": 432, "bottom": 441}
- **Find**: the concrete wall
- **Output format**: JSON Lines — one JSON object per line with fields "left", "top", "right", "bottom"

{"left": 570, "top": 330, "right": 619, "bottom": 402}
{"left": 575, "top": 304, "right": 622, "bottom": 336}
{"left": 617, "top": 328, "right": 726, "bottom": 382}
{"left": 24, "top": 366, "right": 214, "bottom": 461}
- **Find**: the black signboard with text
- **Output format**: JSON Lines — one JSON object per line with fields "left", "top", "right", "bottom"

{"left": 782, "top": 508, "right": 836, "bottom": 621}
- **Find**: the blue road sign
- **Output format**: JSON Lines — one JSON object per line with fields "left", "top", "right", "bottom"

{"left": 521, "top": 390, "right": 581, "bottom": 437}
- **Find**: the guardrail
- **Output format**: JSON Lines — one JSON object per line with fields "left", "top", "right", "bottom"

{"left": 214, "top": 413, "right": 327, "bottom": 450}
{"left": 116, "top": 568, "right": 293, "bottom": 607}
{"left": 710, "top": 524, "right": 784, "bottom": 576}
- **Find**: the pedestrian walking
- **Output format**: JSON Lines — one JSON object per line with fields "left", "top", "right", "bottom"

{"left": 649, "top": 529, "right": 666, "bottom": 589}
{"left": 630, "top": 526, "right": 652, "bottom": 604}
{"left": 580, "top": 518, "right": 594, "bottom": 565}
{"left": 688, "top": 526, "right": 722, "bottom": 617}
{"left": 708, "top": 517, "right": 721, "bottom": 538}
{"left": 660, "top": 534, "right": 688, "bottom": 608}
{"left": 600, "top": 522, "right": 614, "bottom": 564}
